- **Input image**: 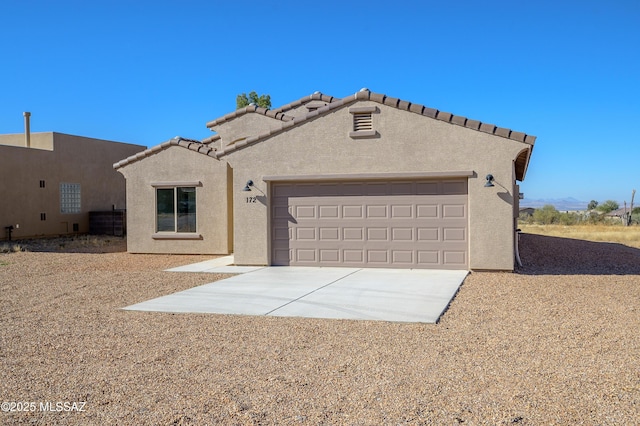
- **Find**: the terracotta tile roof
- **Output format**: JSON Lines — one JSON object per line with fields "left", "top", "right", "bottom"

{"left": 114, "top": 90, "right": 537, "bottom": 178}
{"left": 204, "top": 92, "right": 339, "bottom": 132}
{"left": 201, "top": 133, "right": 220, "bottom": 145}
{"left": 269, "top": 91, "right": 340, "bottom": 114}
{"left": 205, "top": 105, "right": 294, "bottom": 129}
{"left": 113, "top": 137, "right": 216, "bottom": 170}
{"left": 213, "top": 89, "right": 537, "bottom": 158}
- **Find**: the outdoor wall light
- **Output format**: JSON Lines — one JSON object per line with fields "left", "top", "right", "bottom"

{"left": 243, "top": 180, "right": 254, "bottom": 191}
{"left": 484, "top": 174, "right": 495, "bottom": 187}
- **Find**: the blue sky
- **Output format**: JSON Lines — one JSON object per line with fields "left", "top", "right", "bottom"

{"left": 1, "top": 0, "right": 638, "bottom": 206}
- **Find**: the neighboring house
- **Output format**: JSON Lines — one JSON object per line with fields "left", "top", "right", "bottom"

{"left": 519, "top": 207, "right": 536, "bottom": 217}
{"left": 606, "top": 207, "right": 632, "bottom": 224}
{"left": 0, "top": 132, "right": 145, "bottom": 240}
{"left": 115, "top": 89, "right": 536, "bottom": 271}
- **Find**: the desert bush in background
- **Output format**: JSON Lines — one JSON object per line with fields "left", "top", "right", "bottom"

{"left": 520, "top": 205, "right": 639, "bottom": 226}
{"left": 522, "top": 205, "right": 581, "bottom": 225}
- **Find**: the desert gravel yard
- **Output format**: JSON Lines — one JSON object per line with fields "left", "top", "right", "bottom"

{"left": 1, "top": 234, "right": 639, "bottom": 425}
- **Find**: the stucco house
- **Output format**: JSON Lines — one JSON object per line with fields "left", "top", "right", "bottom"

{"left": 115, "top": 89, "right": 536, "bottom": 271}
{"left": 1, "top": 130, "right": 145, "bottom": 240}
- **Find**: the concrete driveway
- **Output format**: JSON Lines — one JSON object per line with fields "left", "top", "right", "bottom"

{"left": 124, "top": 259, "right": 468, "bottom": 323}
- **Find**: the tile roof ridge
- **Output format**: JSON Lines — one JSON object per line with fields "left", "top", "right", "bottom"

{"left": 347, "top": 89, "right": 537, "bottom": 145}
{"left": 270, "top": 91, "right": 341, "bottom": 114}
{"left": 214, "top": 88, "right": 536, "bottom": 159}
{"left": 113, "top": 136, "right": 217, "bottom": 170}
{"left": 202, "top": 134, "right": 221, "bottom": 144}
{"left": 205, "top": 104, "right": 295, "bottom": 129}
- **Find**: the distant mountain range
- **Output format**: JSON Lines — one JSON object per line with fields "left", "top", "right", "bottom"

{"left": 520, "top": 197, "right": 588, "bottom": 211}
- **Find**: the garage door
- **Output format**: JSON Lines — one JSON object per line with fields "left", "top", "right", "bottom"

{"left": 271, "top": 179, "right": 468, "bottom": 269}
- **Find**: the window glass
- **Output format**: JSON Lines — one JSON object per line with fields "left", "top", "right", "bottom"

{"left": 156, "top": 188, "right": 175, "bottom": 232}
{"left": 156, "top": 187, "right": 196, "bottom": 233}
{"left": 177, "top": 187, "right": 197, "bottom": 232}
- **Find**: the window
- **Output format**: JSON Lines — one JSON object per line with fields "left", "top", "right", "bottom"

{"left": 156, "top": 187, "right": 197, "bottom": 233}
{"left": 40, "top": 213, "right": 46, "bottom": 221}
{"left": 39, "top": 180, "right": 45, "bottom": 188}
{"left": 60, "top": 183, "right": 81, "bottom": 213}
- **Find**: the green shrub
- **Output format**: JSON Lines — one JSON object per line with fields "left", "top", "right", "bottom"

{"left": 532, "top": 205, "right": 559, "bottom": 224}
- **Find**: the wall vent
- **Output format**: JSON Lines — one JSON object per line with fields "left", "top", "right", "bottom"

{"left": 349, "top": 106, "right": 379, "bottom": 139}
{"left": 353, "top": 112, "right": 373, "bottom": 132}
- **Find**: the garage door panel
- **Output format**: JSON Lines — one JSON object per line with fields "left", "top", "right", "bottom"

{"left": 365, "top": 183, "right": 389, "bottom": 196}
{"left": 273, "top": 227, "right": 291, "bottom": 241}
{"left": 443, "top": 228, "right": 466, "bottom": 241}
{"left": 273, "top": 204, "right": 291, "bottom": 219}
{"left": 295, "top": 205, "right": 316, "bottom": 218}
{"left": 343, "top": 249, "right": 364, "bottom": 263}
{"left": 392, "top": 250, "right": 414, "bottom": 264}
{"left": 315, "top": 184, "right": 341, "bottom": 196}
{"left": 390, "top": 181, "right": 414, "bottom": 195}
{"left": 418, "top": 228, "right": 439, "bottom": 241}
{"left": 417, "top": 204, "right": 438, "bottom": 218}
{"left": 367, "top": 250, "right": 389, "bottom": 263}
{"left": 367, "top": 228, "right": 388, "bottom": 241}
{"left": 273, "top": 248, "right": 292, "bottom": 264}
{"left": 443, "top": 204, "right": 466, "bottom": 218}
{"left": 296, "top": 249, "right": 317, "bottom": 262}
{"left": 443, "top": 251, "right": 466, "bottom": 265}
{"left": 271, "top": 179, "right": 468, "bottom": 269}
{"left": 319, "top": 249, "right": 339, "bottom": 262}
{"left": 343, "top": 227, "right": 364, "bottom": 240}
{"left": 343, "top": 205, "right": 364, "bottom": 218}
{"left": 366, "top": 205, "right": 388, "bottom": 218}
{"left": 416, "top": 181, "right": 440, "bottom": 195}
{"left": 418, "top": 250, "right": 440, "bottom": 265}
{"left": 296, "top": 227, "right": 316, "bottom": 240}
{"left": 343, "top": 183, "right": 364, "bottom": 195}
{"left": 391, "top": 205, "right": 413, "bottom": 218}
{"left": 392, "top": 228, "right": 414, "bottom": 241}
{"left": 318, "top": 205, "right": 339, "bottom": 218}
{"left": 443, "top": 180, "right": 467, "bottom": 194}
{"left": 319, "top": 227, "right": 339, "bottom": 240}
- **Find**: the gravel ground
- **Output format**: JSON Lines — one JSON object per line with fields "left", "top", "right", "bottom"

{"left": 1, "top": 234, "right": 639, "bottom": 425}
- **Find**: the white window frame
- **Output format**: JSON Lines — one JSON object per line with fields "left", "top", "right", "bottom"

{"left": 151, "top": 181, "right": 202, "bottom": 240}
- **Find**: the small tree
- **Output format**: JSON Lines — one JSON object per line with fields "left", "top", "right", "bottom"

{"left": 596, "top": 200, "right": 619, "bottom": 214}
{"left": 236, "top": 91, "right": 271, "bottom": 109}
{"left": 587, "top": 200, "right": 598, "bottom": 210}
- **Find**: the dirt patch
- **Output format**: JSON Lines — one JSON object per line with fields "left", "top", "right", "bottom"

{"left": 1, "top": 235, "right": 639, "bottom": 424}
{"left": 1, "top": 235, "right": 127, "bottom": 254}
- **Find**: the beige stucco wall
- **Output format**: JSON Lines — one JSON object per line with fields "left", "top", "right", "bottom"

{"left": 223, "top": 101, "right": 529, "bottom": 270}
{"left": 0, "top": 132, "right": 144, "bottom": 240}
{"left": 213, "top": 114, "right": 285, "bottom": 151}
{"left": 117, "top": 146, "right": 232, "bottom": 254}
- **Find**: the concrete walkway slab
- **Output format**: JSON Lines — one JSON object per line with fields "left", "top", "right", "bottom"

{"left": 165, "top": 255, "right": 235, "bottom": 272}
{"left": 124, "top": 266, "right": 468, "bottom": 323}
{"left": 272, "top": 269, "right": 468, "bottom": 323}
